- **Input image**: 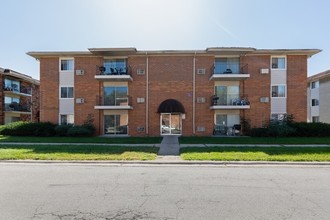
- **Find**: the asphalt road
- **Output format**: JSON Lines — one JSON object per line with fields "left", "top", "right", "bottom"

{"left": 0, "top": 163, "right": 329, "bottom": 220}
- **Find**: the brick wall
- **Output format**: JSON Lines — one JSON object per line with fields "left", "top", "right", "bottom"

{"left": 39, "top": 57, "right": 59, "bottom": 123}
{"left": 147, "top": 56, "right": 194, "bottom": 136}
{"left": 127, "top": 56, "right": 147, "bottom": 136}
{"left": 74, "top": 56, "right": 102, "bottom": 134}
{"left": 242, "top": 55, "right": 271, "bottom": 128}
{"left": 287, "top": 55, "right": 307, "bottom": 122}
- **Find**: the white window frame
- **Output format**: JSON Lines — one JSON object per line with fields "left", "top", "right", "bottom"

{"left": 271, "top": 84, "right": 287, "bottom": 98}
{"left": 59, "top": 57, "right": 74, "bottom": 72}
{"left": 311, "top": 81, "right": 319, "bottom": 89}
{"left": 59, "top": 86, "right": 74, "bottom": 99}
{"left": 271, "top": 56, "right": 286, "bottom": 70}
{"left": 311, "top": 99, "right": 319, "bottom": 106}
{"left": 59, "top": 114, "right": 74, "bottom": 125}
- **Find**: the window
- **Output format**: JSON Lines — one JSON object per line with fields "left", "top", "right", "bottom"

{"left": 272, "top": 85, "right": 286, "bottom": 97}
{"left": 4, "top": 96, "right": 20, "bottom": 111}
{"left": 103, "top": 86, "right": 128, "bottom": 106}
{"left": 271, "top": 57, "right": 286, "bottom": 69}
{"left": 60, "top": 115, "right": 74, "bottom": 125}
{"left": 311, "top": 81, "right": 319, "bottom": 89}
{"left": 104, "top": 59, "right": 126, "bottom": 74}
{"left": 104, "top": 114, "right": 128, "bottom": 135}
{"left": 60, "top": 87, "right": 74, "bottom": 98}
{"left": 312, "top": 99, "right": 319, "bottom": 106}
{"left": 214, "top": 57, "right": 239, "bottom": 74}
{"left": 4, "top": 78, "right": 20, "bottom": 92}
{"left": 312, "top": 116, "right": 319, "bottom": 123}
{"left": 215, "top": 86, "right": 239, "bottom": 105}
{"left": 271, "top": 114, "right": 285, "bottom": 121}
{"left": 215, "top": 114, "right": 240, "bottom": 127}
{"left": 60, "top": 59, "right": 74, "bottom": 71}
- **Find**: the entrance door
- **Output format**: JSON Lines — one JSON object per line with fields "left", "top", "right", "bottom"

{"left": 160, "top": 113, "right": 182, "bottom": 135}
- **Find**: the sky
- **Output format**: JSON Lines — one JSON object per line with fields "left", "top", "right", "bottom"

{"left": 0, "top": 0, "right": 329, "bottom": 80}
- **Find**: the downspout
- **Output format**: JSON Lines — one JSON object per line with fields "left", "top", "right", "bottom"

{"left": 146, "top": 52, "right": 149, "bottom": 135}
{"left": 193, "top": 51, "right": 196, "bottom": 135}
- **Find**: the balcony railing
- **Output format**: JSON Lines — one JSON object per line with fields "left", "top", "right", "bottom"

{"left": 105, "top": 125, "right": 128, "bottom": 135}
{"left": 95, "top": 65, "right": 133, "bottom": 81}
{"left": 210, "top": 64, "right": 249, "bottom": 81}
{"left": 5, "top": 102, "right": 31, "bottom": 112}
{"left": 3, "top": 85, "right": 32, "bottom": 96}
{"left": 210, "top": 95, "right": 250, "bottom": 110}
{"left": 95, "top": 95, "right": 133, "bottom": 110}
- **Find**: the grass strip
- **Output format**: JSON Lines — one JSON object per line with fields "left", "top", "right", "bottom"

{"left": 0, "top": 145, "right": 158, "bottom": 161}
{"left": 180, "top": 146, "right": 330, "bottom": 161}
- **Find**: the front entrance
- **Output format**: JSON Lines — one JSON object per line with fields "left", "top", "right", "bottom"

{"left": 157, "top": 99, "right": 185, "bottom": 136}
{"left": 160, "top": 113, "right": 182, "bottom": 135}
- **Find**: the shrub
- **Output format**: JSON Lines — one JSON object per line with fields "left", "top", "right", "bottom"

{"left": 67, "top": 126, "right": 93, "bottom": 137}
{"left": 291, "top": 122, "right": 330, "bottom": 137}
{"left": 249, "top": 127, "right": 269, "bottom": 137}
{"left": 55, "top": 124, "right": 73, "bottom": 136}
{"left": 0, "top": 121, "right": 56, "bottom": 136}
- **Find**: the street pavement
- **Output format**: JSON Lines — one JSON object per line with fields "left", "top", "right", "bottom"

{"left": 0, "top": 163, "right": 329, "bottom": 220}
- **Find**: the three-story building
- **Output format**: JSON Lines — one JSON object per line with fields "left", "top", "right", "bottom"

{"left": 27, "top": 47, "right": 320, "bottom": 136}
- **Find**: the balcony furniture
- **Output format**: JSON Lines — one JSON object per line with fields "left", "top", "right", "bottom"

{"left": 223, "top": 68, "right": 233, "bottom": 74}
{"left": 213, "top": 124, "right": 227, "bottom": 135}
{"left": 226, "top": 124, "right": 241, "bottom": 136}
{"left": 211, "top": 95, "right": 219, "bottom": 105}
{"left": 99, "top": 66, "right": 106, "bottom": 74}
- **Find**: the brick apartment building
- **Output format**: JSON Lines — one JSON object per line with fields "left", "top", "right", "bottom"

{"left": 307, "top": 69, "right": 330, "bottom": 123}
{"left": 1, "top": 68, "right": 40, "bottom": 124}
{"left": 27, "top": 47, "right": 320, "bottom": 136}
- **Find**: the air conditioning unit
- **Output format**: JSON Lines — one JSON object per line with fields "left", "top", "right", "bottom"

{"left": 197, "top": 68, "right": 206, "bottom": 75}
{"left": 75, "top": 69, "right": 85, "bottom": 75}
{"left": 137, "top": 97, "right": 145, "bottom": 103}
{"left": 76, "top": 98, "right": 85, "bottom": 104}
{"left": 260, "top": 68, "right": 269, "bottom": 74}
{"left": 196, "top": 97, "right": 205, "bottom": 103}
{"left": 137, "top": 69, "right": 145, "bottom": 75}
{"left": 197, "top": 126, "right": 205, "bottom": 132}
{"left": 260, "top": 97, "right": 269, "bottom": 103}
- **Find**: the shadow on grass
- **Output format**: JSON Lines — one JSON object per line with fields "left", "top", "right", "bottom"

{"left": 0, "top": 145, "right": 159, "bottom": 155}
{"left": 0, "top": 135, "right": 162, "bottom": 144}
{"left": 180, "top": 146, "right": 330, "bottom": 155}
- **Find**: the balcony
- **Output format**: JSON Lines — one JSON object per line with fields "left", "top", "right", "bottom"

{"left": 3, "top": 86, "right": 32, "bottom": 97}
{"left": 210, "top": 64, "right": 250, "bottom": 81}
{"left": 94, "top": 66, "right": 133, "bottom": 81}
{"left": 4, "top": 102, "right": 32, "bottom": 114}
{"left": 94, "top": 95, "right": 133, "bottom": 110}
{"left": 210, "top": 95, "right": 250, "bottom": 110}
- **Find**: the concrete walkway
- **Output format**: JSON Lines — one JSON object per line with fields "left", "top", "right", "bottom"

{"left": 157, "top": 135, "right": 180, "bottom": 155}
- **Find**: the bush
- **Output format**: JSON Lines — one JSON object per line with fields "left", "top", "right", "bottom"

{"left": 67, "top": 126, "right": 93, "bottom": 137}
{"left": 55, "top": 124, "right": 73, "bottom": 136}
{"left": 0, "top": 121, "right": 56, "bottom": 136}
{"left": 291, "top": 122, "right": 330, "bottom": 137}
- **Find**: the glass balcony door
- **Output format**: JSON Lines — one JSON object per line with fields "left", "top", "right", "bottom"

{"left": 215, "top": 86, "right": 239, "bottom": 105}
{"left": 161, "top": 113, "right": 182, "bottom": 135}
{"left": 214, "top": 58, "right": 239, "bottom": 74}
{"left": 104, "top": 114, "right": 128, "bottom": 135}
{"left": 103, "top": 87, "right": 128, "bottom": 106}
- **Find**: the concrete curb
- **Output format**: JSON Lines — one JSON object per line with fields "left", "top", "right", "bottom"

{"left": 1, "top": 159, "right": 330, "bottom": 167}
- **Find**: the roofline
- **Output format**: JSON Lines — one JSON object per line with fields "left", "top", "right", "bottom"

{"left": 308, "top": 69, "right": 330, "bottom": 82}
{"left": 27, "top": 47, "right": 322, "bottom": 58}
{"left": 0, "top": 68, "right": 40, "bottom": 85}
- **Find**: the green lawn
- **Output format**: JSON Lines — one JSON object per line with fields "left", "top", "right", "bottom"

{"left": 0, "top": 145, "right": 159, "bottom": 160}
{"left": 180, "top": 146, "right": 330, "bottom": 161}
{"left": 1, "top": 135, "right": 330, "bottom": 145}
{"left": 179, "top": 136, "right": 330, "bottom": 144}
{"left": 0, "top": 135, "right": 162, "bottom": 144}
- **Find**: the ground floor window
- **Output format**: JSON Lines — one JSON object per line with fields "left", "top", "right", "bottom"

{"left": 160, "top": 113, "right": 182, "bottom": 135}
{"left": 104, "top": 114, "right": 128, "bottom": 135}
{"left": 4, "top": 116, "right": 20, "bottom": 124}
{"left": 60, "top": 114, "right": 74, "bottom": 125}
{"left": 271, "top": 113, "right": 285, "bottom": 121}
{"left": 312, "top": 116, "right": 320, "bottom": 123}
{"left": 215, "top": 114, "right": 240, "bottom": 127}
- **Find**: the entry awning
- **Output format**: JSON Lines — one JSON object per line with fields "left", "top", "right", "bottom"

{"left": 157, "top": 99, "right": 185, "bottom": 113}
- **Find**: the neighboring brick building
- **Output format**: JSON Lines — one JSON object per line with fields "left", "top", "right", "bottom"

{"left": 0, "top": 67, "right": 40, "bottom": 125}
{"left": 27, "top": 47, "right": 320, "bottom": 136}
{"left": 307, "top": 69, "right": 330, "bottom": 123}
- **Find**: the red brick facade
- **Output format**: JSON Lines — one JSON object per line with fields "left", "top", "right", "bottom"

{"left": 28, "top": 48, "right": 319, "bottom": 136}
{"left": 0, "top": 68, "right": 40, "bottom": 125}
